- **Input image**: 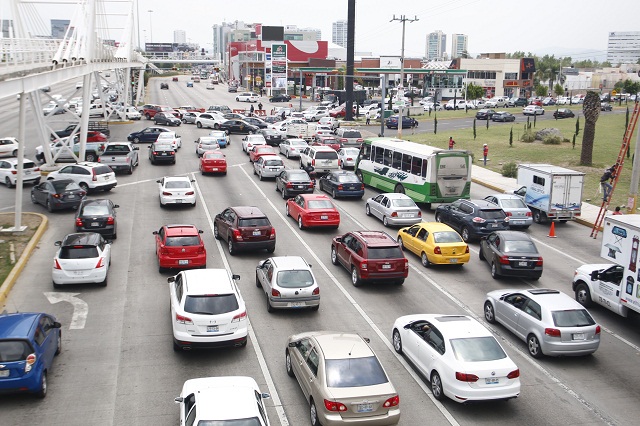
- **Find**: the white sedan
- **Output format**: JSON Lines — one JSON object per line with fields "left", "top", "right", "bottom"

{"left": 337, "top": 147, "right": 360, "bottom": 169}
{"left": 236, "top": 92, "right": 260, "bottom": 102}
{"left": 253, "top": 155, "right": 285, "bottom": 180}
{"left": 392, "top": 314, "right": 520, "bottom": 403}
{"left": 157, "top": 176, "right": 196, "bottom": 207}
{"left": 156, "top": 131, "right": 182, "bottom": 150}
{"left": 0, "top": 137, "right": 20, "bottom": 157}
{"left": 279, "top": 138, "right": 307, "bottom": 158}
{"left": 522, "top": 105, "right": 545, "bottom": 116}
{"left": 52, "top": 232, "right": 111, "bottom": 288}
{"left": 242, "top": 134, "right": 267, "bottom": 153}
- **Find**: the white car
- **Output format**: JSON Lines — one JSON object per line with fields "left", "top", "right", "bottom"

{"left": 169, "top": 269, "right": 248, "bottom": 350}
{"left": 337, "top": 147, "right": 360, "bottom": 169}
{"left": 392, "top": 314, "right": 520, "bottom": 403}
{"left": 556, "top": 97, "right": 570, "bottom": 105}
{"left": 195, "top": 137, "right": 220, "bottom": 156}
{"left": 242, "top": 134, "right": 267, "bottom": 152}
{"left": 318, "top": 116, "right": 340, "bottom": 130}
{"left": 279, "top": 138, "right": 307, "bottom": 158}
{"left": 253, "top": 155, "right": 285, "bottom": 180}
{"left": 46, "top": 162, "right": 116, "bottom": 192}
{"left": 156, "top": 131, "right": 182, "bottom": 150}
{"left": 158, "top": 176, "right": 197, "bottom": 207}
{"left": 303, "top": 106, "right": 329, "bottom": 121}
{"left": 52, "top": 232, "right": 111, "bottom": 288}
{"left": 175, "top": 376, "right": 271, "bottom": 426}
{"left": 236, "top": 92, "right": 260, "bottom": 102}
{"left": 255, "top": 256, "right": 320, "bottom": 311}
{"left": 195, "top": 112, "right": 226, "bottom": 130}
{"left": 522, "top": 105, "right": 545, "bottom": 116}
{"left": 485, "top": 97, "right": 506, "bottom": 108}
{"left": 0, "top": 137, "right": 20, "bottom": 157}
{"left": 43, "top": 101, "right": 66, "bottom": 115}
{"left": 0, "top": 158, "right": 41, "bottom": 187}
{"left": 124, "top": 106, "right": 141, "bottom": 120}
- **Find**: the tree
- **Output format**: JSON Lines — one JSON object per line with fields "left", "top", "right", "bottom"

{"left": 580, "top": 91, "right": 601, "bottom": 165}
{"left": 434, "top": 114, "right": 438, "bottom": 134}
{"left": 466, "top": 83, "right": 484, "bottom": 102}
{"left": 509, "top": 127, "right": 513, "bottom": 147}
{"left": 554, "top": 83, "right": 564, "bottom": 97}
{"left": 473, "top": 119, "right": 477, "bottom": 140}
{"left": 535, "top": 85, "right": 548, "bottom": 97}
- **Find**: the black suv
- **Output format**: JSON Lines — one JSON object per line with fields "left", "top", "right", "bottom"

{"left": 435, "top": 199, "right": 509, "bottom": 242}
{"left": 214, "top": 206, "right": 276, "bottom": 255}
{"left": 154, "top": 112, "right": 181, "bottom": 127}
{"left": 269, "top": 94, "right": 291, "bottom": 102}
{"left": 160, "top": 82, "right": 169, "bottom": 90}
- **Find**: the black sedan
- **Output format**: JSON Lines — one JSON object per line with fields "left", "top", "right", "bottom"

{"left": 243, "top": 117, "right": 269, "bottom": 129}
{"left": 479, "top": 230, "right": 543, "bottom": 280}
{"left": 75, "top": 198, "right": 119, "bottom": 239}
{"left": 160, "top": 82, "right": 169, "bottom": 90}
{"left": 269, "top": 94, "right": 291, "bottom": 102}
{"left": 553, "top": 108, "right": 575, "bottom": 119}
{"left": 31, "top": 179, "right": 86, "bottom": 212}
{"left": 148, "top": 141, "right": 176, "bottom": 164}
{"left": 385, "top": 115, "right": 418, "bottom": 129}
{"left": 318, "top": 171, "right": 365, "bottom": 199}
{"left": 491, "top": 111, "right": 516, "bottom": 122}
{"left": 219, "top": 120, "right": 258, "bottom": 135}
{"left": 153, "top": 112, "right": 181, "bottom": 127}
{"left": 275, "top": 169, "right": 314, "bottom": 199}
{"left": 258, "top": 128, "right": 285, "bottom": 146}
{"left": 475, "top": 109, "right": 496, "bottom": 120}
{"left": 127, "top": 126, "right": 170, "bottom": 143}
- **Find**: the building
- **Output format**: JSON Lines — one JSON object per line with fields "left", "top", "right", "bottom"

{"left": 426, "top": 30, "right": 446, "bottom": 61}
{"left": 607, "top": 31, "right": 640, "bottom": 65}
{"left": 51, "top": 19, "right": 70, "bottom": 39}
{"left": 173, "top": 30, "right": 186, "bottom": 44}
{"left": 451, "top": 34, "right": 468, "bottom": 59}
{"left": 285, "top": 25, "right": 321, "bottom": 41}
{"left": 332, "top": 20, "right": 348, "bottom": 49}
{"left": 449, "top": 56, "right": 536, "bottom": 99}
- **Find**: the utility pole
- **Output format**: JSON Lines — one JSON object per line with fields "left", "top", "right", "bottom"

{"left": 390, "top": 14, "right": 418, "bottom": 139}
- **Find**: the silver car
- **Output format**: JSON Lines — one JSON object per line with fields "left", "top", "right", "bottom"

{"left": 484, "top": 288, "right": 601, "bottom": 358}
{"left": 194, "top": 137, "right": 220, "bottom": 156}
{"left": 255, "top": 256, "right": 319, "bottom": 311}
{"left": 181, "top": 111, "right": 200, "bottom": 124}
{"left": 484, "top": 194, "right": 533, "bottom": 229}
{"left": 253, "top": 155, "right": 285, "bottom": 180}
{"left": 279, "top": 138, "right": 308, "bottom": 158}
{"left": 335, "top": 128, "right": 363, "bottom": 145}
{"left": 337, "top": 147, "right": 360, "bottom": 169}
{"left": 365, "top": 193, "right": 422, "bottom": 227}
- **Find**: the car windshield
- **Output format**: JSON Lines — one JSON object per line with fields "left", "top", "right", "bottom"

{"left": 433, "top": 231, "right": 463, "bottom": 244}
{"left": 503, "top": 240, "right": 537, "bottom": 253}
{"left": 292, "top": 141, "right": 307, "bottom": 147}
{"left": 391, "top": 199, "right": 416, "bottom": 208}
{"left": 165, "top": 236, "right": 200, "bottom": 246}
{"left": 238, "top": 218, "right": 270, "bottom": 227}
{"left": 59, "top": 246, "right": 99, "bottom": 259}
{"left": 552, "top": 309, "right": 596, "bottom": 327}
{"left": 184, "top": 294, "right": 239, "bottom": 315}
{"left": 165, "top": 181, "right": 191, "bottom": 189}
{"left": 196, "top": 419, "right": 262, "bottom": 426}
{"left": 450, "top": 336, "right": 507, "bottom": 362}
{"left": 52, "top": 181, "right": 81, "bottom": 192}
{"left": 276, "top": 270, "right": 314, "bottom": 288}
{"left": 288, "top": 171, "right": 309, "bottom": 180}
{"left": 210, "top": 132, "right": 226, "bottom": 138}
{"left": 367, "top": 246, "right": 403, "bottom": 259}
{"left": 315, "top": 152, "right": 338, "bottom": 160}
{"left": 204, "top": 153, "right": 224, "bottom": 159}
{"left": 342, "top": 149, "right": 360, "bottom": 156}
{"left": 479, "top": 209, "right": 506, "bottom": 219}
{"left": 337, "top": 174, "right": 360, "bottom": 183}
{"left": 325, "top": 356, "right": 389, "bottom": 387}
{"left": 0, "top": 340, "right": 34, "bottom": 362}
{"left": 308, "top": 200, "right": 333, "bottom": 209}
{"left": 94, "top": 166, "right": 113, "bottom": 175}
{"left": 81, "top": 205, "right": 110, "bottom": 216}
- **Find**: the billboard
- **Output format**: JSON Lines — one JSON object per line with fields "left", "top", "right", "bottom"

{"left": 262, "top": 26, "right": 284, "bottom": 41}
{"left": 271, "top": 44, "right": 287, "bottom": 90}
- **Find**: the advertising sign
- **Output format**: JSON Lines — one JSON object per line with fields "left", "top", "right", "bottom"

{"left": 271, "top": 44, "right": 287, "bottom": 90}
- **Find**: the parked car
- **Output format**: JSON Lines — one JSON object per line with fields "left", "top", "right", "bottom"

{"left": 319, "top": 170, "right": 364, "bottom": 199}
{"left": 199, "top": 150, "right": 227, "bottom": 175}
{"left": 269, "top": 94, "right": 291, "bottom": 102}
{"left": 214, "top": 206, "right": 276, "bottom": 255}
{"left": 365, "top": 193, "right": 422, "bottom": 227}
{"left": 148, "top": 141, "right": 176, "bottom": 165}
{"left": 127, "top": 126, "right": 170, "bottom": 143}
{"left": 169, "top": 269, "right": 247, "bottom": 350}
{"left": 53, "top": 232, "right": 111, "bottom": 287}
{"left": 279, "top": 138, "right": 307, "bottom": 158}
{"left": 154, "top": 112, "right": 181, "bottom": 126}
{"left": 484, "top": 288, "right": 601, "bottom": 358}
{"left": 523, "top": 105, "right": 545, "bottom": 116}
{"left": 0, "top": 312, "right": 62, "bottom": 398}
{"left": 47, "top": 162, "right": 116, "bottom": 193}
{"left": 286, "top": 194, "right": 339, "bottom": 229}
{"left": 479, "top": 231, "right": 543, "bottom": 280}
{"left": 600, "top": 102, "right": 613, "bottom": 111}
{"left": 74, "top": 198, "right": 119, "bottom": 239}
{"left": 392, "top": 314, "right": 520, "bottom": 403}
{"left": 285, "top": 331, "right": 400, "bottom": 425}
{"left": 507, "top": 97, "right": 528, "bottom": 107}
{"left": 31, "top": 179, "right": 86, "bottom": 211}
{"left": 276, "top": 169, "right": 314, "bottom": 199}
{"left": 484, "top": 194, "right": 532, "bottom": 229}
{"left": 385, "top": 115, "right": 418, "bottom": 129}
{"left": 256, "top": 256, "right": 320, "bottom": 311}
{"left": 553, "top": 108, "right": 575, "bottom": 119}
{"left": 0, "top": 158, "right": 41, "bottom": 188}
{"left": 397, "top": 222, "right": 469, "bottom": 267}
{"left": 542, "top": 97, "right": 556, "bottom": 106}
{"left": 154, "top": 224, "right": 205, "bottom": 272}
{"left": 434, "top": 199, "right": 509, "bottom": 242}
{"left": 491, "top": 111, "right": 516, "bottom": 122}
{"left": 124, "top": 106, "right": 142, "bottom": 120}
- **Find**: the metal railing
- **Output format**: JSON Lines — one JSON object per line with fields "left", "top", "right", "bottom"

{"left": 0, "top": 38, "right": 59, "bottom": 69}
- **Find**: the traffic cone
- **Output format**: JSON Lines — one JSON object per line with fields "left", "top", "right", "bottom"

{"left": 547, "top": 222, "right": 557, "bottom": 238}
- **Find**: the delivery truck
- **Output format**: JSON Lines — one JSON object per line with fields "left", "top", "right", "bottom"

{"left": 572, "top": 214, "right": 640, "bottom": 318}
{"left": 512, "top": 164, "right": 584, "bottom": 224}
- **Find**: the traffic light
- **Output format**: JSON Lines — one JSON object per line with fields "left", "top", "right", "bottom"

{"left": 201, "top": 48, "right": 205, "bottom": 56}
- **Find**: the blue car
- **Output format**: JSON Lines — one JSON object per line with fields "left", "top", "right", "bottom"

{"left": 385, "top": 115, "right": 418, "bottom": 129}
{"left": 318, "top": 170, "right": 365, "bottom": 199}
{"left": 127, "top": 126, "right": 170, "bottom": 143}
{"left": 0, "top": 312, "right": 62, "bottom": 398}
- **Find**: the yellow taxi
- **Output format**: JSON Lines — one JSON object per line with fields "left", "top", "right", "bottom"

{"left": 397, "top": 222, "right": 470, "bottom": 267}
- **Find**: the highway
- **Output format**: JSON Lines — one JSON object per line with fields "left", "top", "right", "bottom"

{"left": 1, "top": 77, "right": 639, "bottom": 426}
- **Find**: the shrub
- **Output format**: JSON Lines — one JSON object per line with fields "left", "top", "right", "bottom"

{"left": 502, "top": 162, "right": 518, "bottom": 178}
{"left": 520, "top": 130, "right": 536, "bottom": 143}
{"left": 542, "top": 135, "right": 562, "bottom": 145}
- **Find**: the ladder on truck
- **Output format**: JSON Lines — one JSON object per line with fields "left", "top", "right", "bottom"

{"left": 591, "top": 101, "right": 640, "bottom": 238}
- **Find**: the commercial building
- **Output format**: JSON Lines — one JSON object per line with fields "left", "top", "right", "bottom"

{"left": 607, "top": 31, "right": 640, "bottom": 65}
{"left": 451, "top": 34, "right": 468, "bottom": 59}
{"left": 332, "top": 20, "right": 348, "bottom": 48}
{"left": 285, "top": 25, "right": 321, "bottom": 41}
{"left": 173, "top": 30, "right": 186, "bottom": 44}
{"left": 426, "top": 30, "right": 446, "bottom": 61}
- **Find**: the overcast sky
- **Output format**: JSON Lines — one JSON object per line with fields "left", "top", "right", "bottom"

{"left": 10, "top": 0, "right": 640, "bottom": 61}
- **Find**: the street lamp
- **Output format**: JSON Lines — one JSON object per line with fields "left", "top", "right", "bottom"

{"left": 147, "top": 10, "right": 153, "bottom": 43}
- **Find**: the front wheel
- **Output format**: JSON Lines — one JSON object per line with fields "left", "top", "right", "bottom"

{"left": 421, "top": 252, "right": 431, "bottom": 267}
{"left": 461, "top": 227, "right": 470, "bottom": 242}
{"left": 285, "top": 349, "right": 295, "bottom": 377}
{"left": 392, "top": 329, "right": 403, "bottom": 354}
{"left": 484, "top": 301, "right": 496, "bottom": 323}
{"left": 365, "top": 204, "right": 371, "bottom": 216}
{"left": 330, "top": 246, "right": 338, "bottom": 265}
{"left": 575, "top": 283, "right": 593, "bottom": 307}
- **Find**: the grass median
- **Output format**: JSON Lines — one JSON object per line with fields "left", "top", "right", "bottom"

{"left": 0, "top": 214, "right": 41, "bottom": 286}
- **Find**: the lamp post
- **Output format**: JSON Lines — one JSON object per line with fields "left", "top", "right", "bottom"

{"left": 390, "top": 15, "right": 419, "bottom": 139}
{"left": 147, "top": 10, "right": 153, "bottom": 43}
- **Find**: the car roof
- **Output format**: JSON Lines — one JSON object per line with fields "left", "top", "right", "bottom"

{"left": 312, "top": 333, "right": 374, "bottom": 359}
{"left": 61, "top": 232, "right": 103, "bottom": 247}
{"left": 465, "top": 199, "right": 502, "bottom": 209}
{"left": 301, "top": 194, "right": 331, "bottom": 202}
{"left": 416, "top": 222, "right": 457, "bottom": 233}
{"left": 311, "top": 146, "right": 336, "bottom": 152}
{"left": 488, "top": 193, "right": 521, "bottom": 201}
{"left": 182, "top": 376, "right": 262, "bottom": 421}
{"left": 492, "top": 230, "right": 535, "bottom": 241}
{"left": 352, "top": 230, "right": 396, "bottom": 246}
{"left": 80, "top": 199, "right": 111, "bottom": 207}
{"left": 0, "top": 312, "right": 42, "bottom": 340}
{"left": 183, "top": 269, "right": 235, "bottom": 295}
{"left": 231, "top": 206, "right": 267, "bottom": 218}
{"left": 491, "top": 288, "right": 582, "bottom": 310}
{"left": 2, "top": 158, "right": 35, "bottom": 166}
{"left": 380, "top": 193, "right": 412, "bottom": 200}
{"left": 271, "top": 256, "right": 310, "bottom": 270}
{"left": 164, "top": 224, "right": 199, "bottom": 237}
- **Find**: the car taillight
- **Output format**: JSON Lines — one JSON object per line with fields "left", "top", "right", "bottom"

{"left": 391, "top": 211, "right": 398, "bottom": 217}
{"left": 95, "top": 257, "right": 105, "bottom": 268}
{"left": 162, "top": 191, "right": 172, "bottom": 196}
{"left": 11, "top": 170, "right": 17, "bottom": 175}
{"left": 417, "top": 211, "right": 422, "bottom": 217}
{"left": 535, "top": 257, "right": 543, "bottom": 266}
{"left": 340, "top": 138, "right": 347, "bottom": 143}
{"left": 545, "top": 328, "right": 561, "bottom": 337}
{"left": 170, "top": 151, "right": 175, "bottom": 155}
{"left": 434, "top": 246, "right": 441, "bottom": 255}
{"left": 92, "top": 169, "right": 97, "bottom": 181}
{"left": 153, "top": 151, "right": 158, "bottom": 155}
{"left": 357, "top": 138, "right": 363, "bottom": 143}
{"left": 595, "top": 325, "right": 601, "bottom": 334}
{"left": 54, "top": 259, "right": 62, "bottom": 269}
{"left": 338, "top": 159, "right": 341, "bottom": 167}
{"left": 507, "top": 369, "right": 520, "bottom": 379}
{"left": 383, "top": 395, "right": 399, "bottom": 407}
{"left": 465, "top": 245, "right": 469, "bottom": 253}
{"left": 337, "top": 185, "right": 343, "bottom": 190}
{"left": 312, "top": 287, "right": 320, "bottom": 295}
{"left": 311, "top": 159, "right": 315, "bottom": 166}
{"left": 75, "top": 218, "right": 83, "bottom": 227}
{"left": 185, "top": 191, "right": 195, "bottom": 196}
{"left": 25, "top": 353, "right": 36, "bottom": 372}
{"left": 106, "top": 216, "right": 115, "bottom": 225}
{"left": 526, "top": 211, "right": 532, "bottom": 217}
{"left": 232, "top": 228, "right": 243, "bottom": 241}
{"left": 271, "top": 289, "right": 281, "bottom": 297}
{"left": 269, "top": 228, "right": 276, "bottom": 240}
{"left": 472, "top": 217, "right": 486, "bottom": 223}
{"left": 404, "top": 259, "right": 408, "bottom": 270}
{"left": 53, "top": 193, "right": 60, "bottom": 198}
{"left": 175, "top": 313, "right": 193, "bottom": 325}
{"left": 499, "top": 255, "right": 510, "bottom": 265}
{"left": 455, "top": 372, "right": 479, "bottom": 382}
{"left": 231, "top": 311, "right": 247, "bottom": 323}
{"left": 34, "top": 167, "right": 40, "bottom": 172}
{"left": 286, "top": 182, "right": 293, "bottom": 188}
{"left": 324, "top": 399, "right": 347, "bottom": 412}
{"left": 505, "top": 211, "right": 512, "bottom": 216}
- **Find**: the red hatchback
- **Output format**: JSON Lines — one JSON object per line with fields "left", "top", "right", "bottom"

{"left": 286, "top": 194, "right": 340, "bottom": 229}
{"left": 200, "top": 150, "right": 227, "bottom": 175}
{"left": 249, "top": 145, "right": 277, "bottom": 163}
{"left": 153, "top": 224, "right": 206, "bottom": 272}
{"left": 331, "top": 230, "right": 408, "bottom": 286}
{"left": 311, "top": 136, "right": 340, "bottom": 151}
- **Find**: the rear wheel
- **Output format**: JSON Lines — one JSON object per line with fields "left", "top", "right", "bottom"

{"left": 285, "top": 349, "right": 295, "bottom": 377}
{"left": 484, "top": 301, "right": 496, "bottom": 323}
{"left": 228, "top": 239, "right": 236, "bottom": 256}
{"left": 528, "top": 334, "right": 543, "bottom": 358}
{"left": 392, "top": 329, "right": 403, "bottom": 354}
{"left": 46, "top": 200, "right": 53, "bottom": 213}
{"left": 491, "top": 262, "right": 500, "bottom": 279}
{"left": 5, "top": 177, "right": 14, "bottom": 188}
{"left": 330, "top": 246, "right": 338, "bottom": 265}
{"left": 266, "top": 293, "right": 274, "bottom": 313}
{"left": 351, "top": 266, "right": 361, "bottom": 287}
{"left": 298, "top": 216, "right": 304, "bottom": 230}
{"left": 79, "top": 182, "right": 89, "bottom": 192}
{"left": 382, "top": 216, "right": 389, "bottom": 227}
{"left": 35, "top": 372, "right": 47, "bottom": 399}
{"left": 461, "top": 227, "right": 470, "bottom": 242}
{"left": 430, "top": 371, "right": 443, "bottom": 401}
{"left": 421, "top": 252, "right": 431, "bottom": 267}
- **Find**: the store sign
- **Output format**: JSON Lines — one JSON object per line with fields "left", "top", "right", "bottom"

{"left": 271, "top": 44, "right": 287, "bottom": 90}
{"left": 504, "top": 80, "right": 519, "bottom": 87}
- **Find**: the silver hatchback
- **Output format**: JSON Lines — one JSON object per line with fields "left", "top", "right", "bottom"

{"left": 365, "top": 193, "right": 422, "bottom": 227}
{"left": 255, "top": 256, "right": 319, "bottom": 311}
{"left": 484, "top": 194, "right": 532, "bottom": 229}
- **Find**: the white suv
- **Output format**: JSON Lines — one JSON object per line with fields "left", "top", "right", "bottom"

{"left": 0, "top": 158, "right": 41, "bottom": 187}
{"left": 0, "top": 137, "right": 20, "bottom": 157}
{"left": 195, "top": 113, "right": 226, "bottom": 130}
{"left": 299, "top": 146, "right": 340, "bottom": 174}
{"left": 236, "top": 92, "right": 260, "bottom": 103}
{"left": 46, "top": 162, "right": 116, "bottom": 192}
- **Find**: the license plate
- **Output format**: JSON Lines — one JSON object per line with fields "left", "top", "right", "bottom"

{"left": 253, "top": 230, "right": 261, "bottom": 236}
{"left": 289, "top": 302, "right": 305, "bottom": 308}
{"left": 207, "top": 325, "right": 218, "bottom": 332}
{"left": 357, "top": 403, "right": 373, "bottom": 413}
{"left": 402, "top": 213, "right": 413, "bottom": 218}
{"left": 297, "top": 185, "right": 304, "bottom": 189}
{"left": 91, "top": 222, "right": 99, "bottom": 227}
{"left": 485, "top": 378, "right": 499, "bottom": 385}
{"left": 381, "top": 264, "right": 391, "bottom": 269}
{"left": 511, "top": 220, "right": 523, "bottom": 225}
{"left": 211, "top": 168, "right": 218, "bottom": 171}
{"left": 0, "top": 370, "right": 9, "bottom": 378}
{"left": 490, "top": 223, "right": 498, "bottom": 228}
{"left": 161, "top": 153, "right": 167, "bottom": 155}
{"left": 449, "top": 258, "right": 458, "bottom": 263}
{"left": 68, "top": 194, "right": 76, "bottom": 199}
{"left": 518, "top": 261, "right": 528, "bottom": 266}
{"left": 179, "top": 260, "right": 189, "bottom": 265}
{"left": 572, "top": 333, "right": 585, "bottom": 340}
{"left": 270, "top": 168, "right": 278, "bottom": 171}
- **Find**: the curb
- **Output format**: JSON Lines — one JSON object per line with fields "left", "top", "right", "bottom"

{"left": 0, "top": 213, "right": 48, "bottom": 309}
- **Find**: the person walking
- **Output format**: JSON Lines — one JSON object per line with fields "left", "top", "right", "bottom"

{"left": 483, "top": 144, "right": 489, "bottom": 166}
{"left": 365, "top": 111, "right": 371, "bottom": 125}
{"left": 448, "top": 136, "right": 456, "bottom": 150}
{"left": 600, "top": 164, "right": 617, "bottom": 202}
{"left": 258, "top": 102, "right": 263, "bottom": 111}
{"left": 250, "top": 104, "right": 255, "bottom": 116}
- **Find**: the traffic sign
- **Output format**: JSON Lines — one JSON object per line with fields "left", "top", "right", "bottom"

{"left": 612, "top": 90, "right": 617, "bottom": 96}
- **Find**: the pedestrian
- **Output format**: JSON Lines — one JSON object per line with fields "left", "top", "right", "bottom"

{"left": 270, "top": 107, "right": 275, "bottom": 116}
{"left": 365, "top": 111, "right": 371, "bottom": 125}
{"left": 448, "top": 136, "right": 456, "bottom": 150}
{"left": 483, "top": 144, "right": 489, "bottom": 165}
{"left": 613, "top": 206, "right": 623, "bottom": 215}
{"left": 600, "top": 164, "right": 617, "bottom": 202}
{"left": 258, "top": 102, "right": 263, "bottom": 111}
{"left": 250, "top": 104, "right": 254, "bottom": 115}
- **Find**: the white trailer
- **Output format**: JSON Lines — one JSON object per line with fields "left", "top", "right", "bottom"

{"left": 513, "top": 164, "right": 584, "bottom": 223}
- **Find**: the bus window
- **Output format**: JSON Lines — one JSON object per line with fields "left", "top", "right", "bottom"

{"left": 360, "top": 144, "right": 371, "bottom": 161}
{"left": 392, "top": 152, "right": 402, "bottom": 170}
{"left": 411, "top": 157, "right": 422, "bottom": 176}
{"left": 383, "top": 149, "right": 393, "bottom": 166}
{"left": 402, "top": 154, "right": 412, "bottom": 173}
{"left": 373, "top": 146, "right": 384, "bottom": 164}
{"left": 421, "top": 159, "right": 428, "bottom": 178}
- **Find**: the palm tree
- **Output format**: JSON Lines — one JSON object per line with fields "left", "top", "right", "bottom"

{"left": 580, "top": 91, "right": 601, "bottom": 166}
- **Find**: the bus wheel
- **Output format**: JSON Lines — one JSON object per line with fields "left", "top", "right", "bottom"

{"left": 394, "top": 184, "right": 405, "bottom": 194}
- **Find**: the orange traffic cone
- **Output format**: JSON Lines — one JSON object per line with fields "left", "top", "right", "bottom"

{"left": 547, "top": 222, "right": 557, "bottom": 238}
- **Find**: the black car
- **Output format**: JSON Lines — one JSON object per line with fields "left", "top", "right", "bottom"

{"left": 160, "top": 82, "right": 169, "bottom": 90}
{"left": 491, "top": 112, "right": 516, "bottom": 122}
{"left": 219, "top": 119, "right": 258, "bottom": 135}
{"left": 601, "top": 102, "right": 613, "bottom": 111}
{"left": 258, "top": 128, "right": 285, "bottom": 146}
{"left": 475, "top": 109, "right": 496, "bottom": 120}
{"left": 269, "top": 94, "right": 291, "bottom": 102}
{"left": 127, "top": 126, "right": 170, "bottom": 143}
{"left": 75, "top": 198, "right": 119, "bottom": 239}
{"left": 148, "top": 141, "right": 176, "bottom": 164}
{"left": 385, "top": 115, "right": 418, "bottom": 129}
{"left": 553, "top": 108, "right": 575, "bottom": 119}
{"left": 243, "top": 117, "right": 268, "bottom": 129}
{"left": 479, "top": 230, "right": 543, "bottom": 280}
{"left": 153, "top": 112, "right": 181, "bottom": 127}
{"left": 275, "top": 169, "right": 314, "bottom": 199}
{"left": 31, "top": 179, "right": 86, "bottom": 212}
{"left": 434, "top": 199, "right": 509, "bottom": 242}
{"left": 318, "top": 171, "right": 365, "bottom": 199}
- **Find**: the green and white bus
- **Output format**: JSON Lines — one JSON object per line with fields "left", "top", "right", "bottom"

{"left": 355, "top": 138, "right": 472, "bottom": 208}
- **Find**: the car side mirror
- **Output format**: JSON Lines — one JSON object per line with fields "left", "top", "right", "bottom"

{"left": 152, "top": 231, "right": 158, "bottom": 235}
{"left": 232, "top": 274, "right": 240, "bottom": 280}
{"left": 52, "top": 321, "right": 62, "bottom": 329}
{"left": 113, "top": 205, "right": 119, "bottom": 209}
{"left": 54, "top": 241, "right": 61, "bottom": 246}
{"left": 191, "top": 179, "right": 196, "bottom": 183}
{"left": 198, "top": 230, "right": 203, "bottom": 234}
{"left": 590, "top": 270, "right": 599, "bottom": 281}
{"left": 288, "top": 341, "right": 299, "bottom": 348}
{"left": 133, "top": 147, "right": 139, "bottom": 150}
{"left": 156, "top": 180, "right": 161, "bottom": 183}
{"left": 335, "top": 237, "right": 342, "bottom": 243}
{"left": 174, "top": 397, "right": 183, "bottom": 403}
{"left": 167, "top": 276, "right": 175, "bottom": 283}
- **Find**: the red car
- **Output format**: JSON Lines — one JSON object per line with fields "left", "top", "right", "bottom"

{"left": 286, "top": 194, "right": 340, "bottom": 229}
{"left": 311, "top": 136, "right": 340, "bottom": 151}
{"left": 249, "top": 145, "right": 277, "bottom": 163}
{"left": 329, "top": 106, "right": 346, "bottom": 118}
{"left": 529, "top": 98, "right": 542, "bottom": 106}
{"left": 172, "top": 77, "right": 179, "bottom": 81}
{"left": 153, "top": 224, "right": 206, "bottom": 272}
{"left": 199, "top": 150, "right": 227, "bottom": 175}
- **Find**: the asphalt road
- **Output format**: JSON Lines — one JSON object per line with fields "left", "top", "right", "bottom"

{"left": 1, "top": 77, "right": 639, "bottom": 426}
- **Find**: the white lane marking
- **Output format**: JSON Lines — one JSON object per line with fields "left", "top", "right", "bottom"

{"left": 0, "top": 205, "right": 16, "bottom": 211}
{"left": 191, "top": 172, "right": 290, "bottom": 426}
{"left": 235, "top": 166, "right": 460, "bottom": 426}
{"left": 115, "top": 165, "right": 244, "bottom": 188}
{"left": 530, "top": 236, "right": 587, "bottom": 265}
{"left": 44, "top": 292, "right": 88, "bottom": 330}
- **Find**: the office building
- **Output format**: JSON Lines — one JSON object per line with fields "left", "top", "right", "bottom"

{"left": 332, "top": 20, "right": 348, "bottom": 48}
{"left": 174, "top": 30, "right": 186, "bottom": 44}
{"left": 607, "top": 31, "right": 640, "bottom": 64}
{"left": 426, "top": 30, "right": 446, "bottom": 61}
{"left": 451, "top": 33, "right": 468, "bottom": 59}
